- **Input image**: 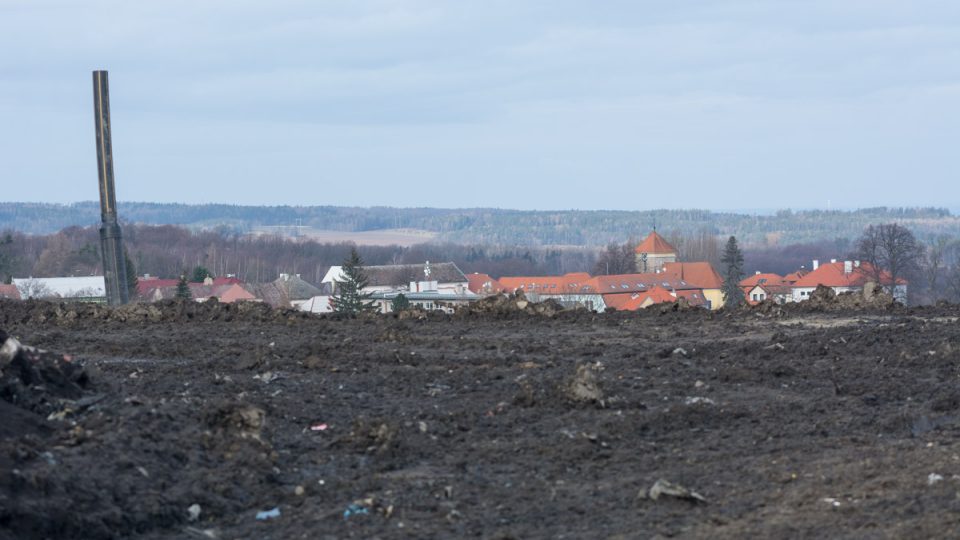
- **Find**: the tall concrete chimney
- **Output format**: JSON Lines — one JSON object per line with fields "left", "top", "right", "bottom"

{"left": 92, "top": 70, "right": 129, "bottom": 305}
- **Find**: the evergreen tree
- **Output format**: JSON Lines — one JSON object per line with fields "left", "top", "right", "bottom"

{"left": 0, "top": 233, "right": 13, "bottom": 284}
{"left": 720, "top": 236, "right": 745, "bottom": 308}
{"left": 175, "top": 275, "right": 192, "bottom": 300}
{"left": 330, "top": 248, "right": 377, "bottom": 314}
{"left": 391, "top": 293, "right": 411, "bottom": 312}
{"left": 191, "top": 266, "right": 212, "bottom": 283}
{"left": 124, "top": 249, "right": 139, "bottom": 300}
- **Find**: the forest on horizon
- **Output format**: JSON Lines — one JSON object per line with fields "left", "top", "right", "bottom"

{"left": 2, "top": 202, "right": 959, "bottom": 247}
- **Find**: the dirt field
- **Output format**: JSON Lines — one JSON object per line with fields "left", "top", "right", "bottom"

{"left": 3, "top": 298, "right": 960, "bottom": 539}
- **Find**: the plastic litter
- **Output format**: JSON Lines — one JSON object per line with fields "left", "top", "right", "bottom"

{"left": 343, "top": 503, "right": 369, "bottom": 519}
{"left": 255, "top": 507, "right": 281, "bottom": 520}
{"left": 310, "top": 423, "right": 329, "bottom": 431}
{"left": 645, "top": 479, "right": 706, "bottom": 503}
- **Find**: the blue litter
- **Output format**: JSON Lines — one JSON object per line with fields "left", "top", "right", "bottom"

{"left": 256, "top": 507, "right": 281, "bottom": 520}
{"left": 343, "top": 503, "right": 369, "bottom": 520}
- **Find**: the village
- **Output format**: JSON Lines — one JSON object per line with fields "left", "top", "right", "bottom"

{"left": 0, "top": 230, "right": 908, "bottom": 313}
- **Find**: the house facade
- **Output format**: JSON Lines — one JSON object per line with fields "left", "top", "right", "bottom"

{"left": 790, "top": 260, "right": 907, "bottom": 303}
{"left": 312, "top": 261, "right": 475, "bottom": 314}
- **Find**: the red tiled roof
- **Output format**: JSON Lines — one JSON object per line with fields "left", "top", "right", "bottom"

{"left": 793, "top": 262, "right": 906, "bottom": 288}
{"left": 606, "top": 286, "right": 706, "bottom": 311}
{"left": 603, "top": 293, "right": 641, "bottom": 310}
{"left": 587, "top": 273, "right": 698, "bottom": 294}
{"left": 137, "top": 276, "right": 243, "bottom": 296}
{"left": 497, "top": 273, "right": 593, "bottom": 295}
{"left": 137, "top": 278, "right": 179, "bottom": 295}
{"left": 638, "top": 285, "right": 679, "bottom": 305}
{"left": 0, "top": 284, "right": 20, "bottom": 300}
{"left": 739, "top": 273, "right": 785, "bottom": 288}
{"left": 662, "top": 262, "right": 724, "bottom": 289}
{"left": 467, "top": 273, "right": 506, "bottom": 294}
{"left": 674, "top": 288, "right": 707, "bottom": 307}
{"left": 782, "top": 270, "right": 808, "bottom": 284}
{"left": 217, "top": 284, "right": 258, "bottom": 303}
{"left": 634, "top": 231, "right": 677, "bottom": 255}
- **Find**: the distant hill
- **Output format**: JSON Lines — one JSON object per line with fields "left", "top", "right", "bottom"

{"left": 2, "top": 202, "right": 959, "bottom": 246}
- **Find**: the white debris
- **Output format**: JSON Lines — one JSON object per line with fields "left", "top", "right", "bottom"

{"left": 928, "top": 473, "right": 944, "bottom": 486}
{"left": 684, "top": 396, "right": 716, "bottom": 406}
{"left": 646, "top": 479, "right": 706, "bottom": 503}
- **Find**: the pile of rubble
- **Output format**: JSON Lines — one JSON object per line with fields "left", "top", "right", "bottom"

{"left": 456, "top": 290, "right": 567, "bottom": 317}
{"left": 0, "top": 298, "right": 311, "bottom": 327}
{"left": 803, "top": 283, "right": 897, "bottom": 311}
{"left": 0, "top": 328, "right": 91, "bottom": 416}
{"left": 751, "top": 283, "right": 899, "bottom": 315}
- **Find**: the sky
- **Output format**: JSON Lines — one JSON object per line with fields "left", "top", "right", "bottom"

{"left": 1, "top": 0, "right": 959, "bottom": 211}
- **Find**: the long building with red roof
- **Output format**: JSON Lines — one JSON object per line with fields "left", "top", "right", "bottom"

{"left": 791, "top": 260, "right": 907, "bottom": 302}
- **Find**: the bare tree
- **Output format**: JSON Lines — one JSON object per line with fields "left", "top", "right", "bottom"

{"left": 948, "top": 264, "right": 960, "bottom": 303}
{"left": 922, "top": 236, "right": 950, "bottom": 303}
{"left": 855, "top": 223, "right": 923, "bottom": 296}
{"left": 593, "top": 241, "right": 637, "bottom": 275}
{"left": 15, "top": 278, "right": 54, "bottom": 299}
{"left": 667, "top": 228, "right": 721, "bottom": 267}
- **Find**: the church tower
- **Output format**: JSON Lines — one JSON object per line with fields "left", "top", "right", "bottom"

{"left": 634, "top": 231, "right": 678, "bottom": 273}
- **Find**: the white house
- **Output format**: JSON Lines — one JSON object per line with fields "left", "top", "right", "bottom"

{"left": 13, "top": 276, "right": 106, "bottom": 301}
{"left": 791, "top": 260, "right": 908, "bottom": 303}
{"left": 311, "top": 261, "right": 476, "bottom": 314}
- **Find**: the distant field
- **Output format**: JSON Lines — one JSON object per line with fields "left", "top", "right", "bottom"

{"left": 249, "top": 226, "right": 437, "bottom": 246}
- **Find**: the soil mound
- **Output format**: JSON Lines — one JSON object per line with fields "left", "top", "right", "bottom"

{"left": 0, "top": 329, "right": 91, "bottom": 415}
{"left": 749, "top": 284, "right": 899, "bottom": 316}
{"left": 0, "top": 298, "right": 312, "bottom": 327}
{"left": 456, "top": 290, "right": 567, "bottom": 318}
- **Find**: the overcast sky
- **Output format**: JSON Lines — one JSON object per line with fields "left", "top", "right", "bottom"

{"left": 2, "top": 1, "right": 959, "bottom": 211}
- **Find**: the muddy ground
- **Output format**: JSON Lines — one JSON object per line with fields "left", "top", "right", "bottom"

{"left": 2, "top": 298, "right": 960, "bottom": 539}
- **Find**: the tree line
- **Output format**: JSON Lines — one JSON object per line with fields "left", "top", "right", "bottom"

{"left": 3, "top": 223, "right": 960, "bottom": 305}
{"left": 3, "top": 202, "right": 960, "bottom": 247}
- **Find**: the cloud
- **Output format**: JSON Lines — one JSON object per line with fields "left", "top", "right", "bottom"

{"left": 1, "top": 0, "right": 959, "bottom": 209}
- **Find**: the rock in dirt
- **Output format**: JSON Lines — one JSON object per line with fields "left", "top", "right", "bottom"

{"left": 564, "top": 364, "right": 604, "bottom": 405}
{"left": 644, "top": 479, "right": 707, "bottom": 503}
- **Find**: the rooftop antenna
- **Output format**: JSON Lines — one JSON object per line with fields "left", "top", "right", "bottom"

{"left": 92, "top": 70, "right": 129, "bottom": 305}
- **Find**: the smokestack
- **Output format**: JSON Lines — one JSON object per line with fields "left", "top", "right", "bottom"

{"left": 844, "top": 261, "right": 852, "bottom": 274}
{"left": 92, "top": 70, "right": 129, "bottom": 306}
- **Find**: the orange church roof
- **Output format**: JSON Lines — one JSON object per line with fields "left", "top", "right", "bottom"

{"left": 634, "top": 231, "right": 677, "bottom": 255}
